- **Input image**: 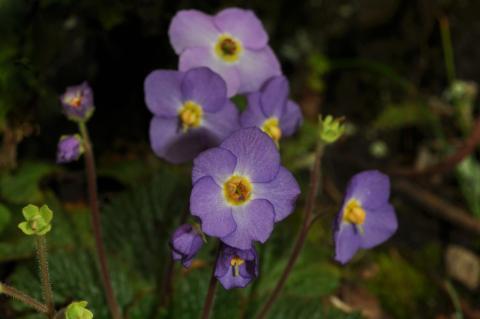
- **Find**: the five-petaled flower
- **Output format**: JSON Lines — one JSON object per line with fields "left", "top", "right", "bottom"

{"left": 57, "top": 134, "right": 84, "bottom": 163}
{"left": 65, "top": 301, "right": 94, "bottom": 319}
{"left": 334, "top": 170, "right": 398, "bottom": 264}
{"left": 190, "top": 127, "right": 300, "bottom": 250}
{"left": 170, "top": 224, "right": 205, "bottom": 268}
{"left": 168, "top": 8, "right": 281, "bottom": 97}
{"left": 60, "top": 82, "right": 94, "bottom": 122}
{"left": 145, "top": 67, "right": 240, "bottom": 163}
{"left": 215, "top": 244, "right": 258, "bottom": 289}
{"left": 240, "top": 76, "right": 302, "bottom": 145}
{"left": 18, "top": 204, "right": 53, "bottom": 236}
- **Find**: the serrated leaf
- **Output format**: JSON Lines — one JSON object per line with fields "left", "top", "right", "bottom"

{"left": 0, "top": 162, "right": 56, "bottom": 204}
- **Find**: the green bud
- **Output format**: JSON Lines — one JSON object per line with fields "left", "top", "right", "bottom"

{"left": 319, "top": 115, "right": 345, "bottom": 144}
{"left": 18, "top": 204, "right": 53, "bottom": 236}
{"left": 65, "top": 301, "right": 93, "bottom": 319}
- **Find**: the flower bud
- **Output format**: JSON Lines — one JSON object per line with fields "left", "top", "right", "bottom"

{"left": 18, "top": 204, "right": 53, "bottom": 236}
{"left": 319, "top": 115, "right": 345, "bottom": 144}
{"left": 60, "top": 82, "right": 94, "bottom": 122}
{"left": 57, "top": 134, "right": 84, "bottom": 163}
{"left": 170, "top": 224, "right": 204, "bottom": 268}
{"left": 65, "top": 301, "right": 93, "bottom": 319}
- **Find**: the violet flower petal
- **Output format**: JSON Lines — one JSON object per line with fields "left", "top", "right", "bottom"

{"left": 190, "top": 176, "right": 236, "bottom": 238}
{"left": 220, "top": 128, "right": 280, "bottom": 183}
{"left": 221, "top": 199, "right": 275, "bottom": 250}
{"left": 361, "top": 203, "right": 398, "bottom": 249}
{"left": 202, "top": 100, "right": 240, "bottom": 141}
{"left": 344, "top": 170, "right": 390, "bottom": 210}
{"left": 334, "top": 224, "right": 361, "bottom": 265}
{"left": 192, "top": 147, "right": 237, "bottom": 185}
{"left": 168, "top": 10, "right": 219, "bottom": 54}
{"left": 179, "top": 47, "right": 241, "bottom": 97}
{"left": 144, "top": 70, "right": 183, "bottom": 117}
{"left": 260, "top": 76, "right": 289, "bottom": 118}
{"left": 236, "top": 46, "right": 281, "bottom": 95}
{"left": 149, "top": 116, "right": 216, "bottom": 164}
{"left": 253, "top": 167, "right": 301, "bottom": 222}
{"left": 213, "top": 8, "right": 268, "bottom": 49}
{"left": 180, "top": 67, "right": 227, "bottom": 113}
{"left": 280, "top": 100, "right": 303, "bottom": 137}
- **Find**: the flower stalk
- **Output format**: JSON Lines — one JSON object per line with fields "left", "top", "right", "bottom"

{"left": 200, "top": 245, "right": 220, "bottom": 319}
{"left": 255, "top": 140, "right": 325, "bottom": 319}
{"left": 0, "top": 282, "right": 49, "bottom": 314}
{"left": 78, "top": 121, "right": 122, "bottom": 319}
{"left": 36, "top": 236, "right": 55, "bottom": 317}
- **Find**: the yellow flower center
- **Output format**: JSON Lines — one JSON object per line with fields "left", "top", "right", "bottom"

{"left": 230, "top": 256, "right": 245, "bottom": 277}
{"left": 261, "top": 117, "right": 282, "bottom": 144}
{"left": 214, "top": 34, "right": 243, "bottom": 63}
{"left": 223, "top": 175, "right": 253, "bottom": 206}
{"left": 343, "top": 199, "right": 366, "bottom": 225}
{"left": 65, "top": 94, "right": 83, "bottom": 108}
{"left": 178, "top": 101, "right": 203, "bottom": 131}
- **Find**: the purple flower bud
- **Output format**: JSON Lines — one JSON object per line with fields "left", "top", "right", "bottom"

{"left": 215, "top": 245, "right": 258, "bottom": 290}
{"left": 170, "top": 224, "right": 204, "bottom": 268}
{"left": 333, "top": 170, "right": 398, "bottom": 264}
{"left": 60, "top": 82, "right": 94, "bottom": 122}
{"left": 57, "top": 135, "right": 84, "bottom": 163}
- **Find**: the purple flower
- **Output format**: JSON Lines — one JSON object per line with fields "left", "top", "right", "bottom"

{"left": 57, "top": 135, "right": 83, "bottom": 163}
{"left": 168, "top": 8, "right": 281, "bottom": 97}
{"left": 190, "top": 127, "right": 300, "bottom": 249}
{"left": 145, "top": 67, "right": 240, "bottom": 164}
{"left": 334, "top": 170, "right": 398, "bottom": 264}
{"left": 170, "top": 224, "right": 204, "bottom": 268}
{"left": 215, "top": 245, "right": 258, "bottom": 289}
{"left": 241, "top": 76, "right": 302, "bottom": 144}
{"left": 60, "top": 82, "right": 94, "bottom": 122}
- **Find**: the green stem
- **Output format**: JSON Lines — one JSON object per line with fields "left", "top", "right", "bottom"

{"left": 200, "top": 245, "right": 220, "bottom": 319}
{"left": 439, "top": 16, "right": 456, "bottom": 84}
{"left": 78, "top": 122, "right": 123, "bottom": 319}
{"left": 255, "top": 142, "right": 325, "bottom": 319}
{"left": 0, "top": 282, "right": 49, "bottom": 315}
{"left": 35, "top": 236, "right": 55, "bottom": 318}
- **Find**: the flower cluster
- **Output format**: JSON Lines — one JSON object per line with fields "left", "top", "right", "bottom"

{"left": 154, "top": 7, "right": 398, "bottom": 291}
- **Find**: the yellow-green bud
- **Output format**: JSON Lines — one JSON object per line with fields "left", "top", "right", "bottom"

{"left": 18, "top": 204, "right": 53, "bottom": 236}
{"left": 319, "top": 115, "right": 345, "bottom": 144}
{"left": 65, "top": 301, "right": 93, "bottom": 319}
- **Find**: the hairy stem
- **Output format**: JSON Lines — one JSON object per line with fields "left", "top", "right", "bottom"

{"left": 255, "top": 142, "right": 325, "bottom": 319}
{"left": 79, "top": 122, "right": 123, "bottom": 319}
{"left": 0, "top": 282, "right": 49, "bottom": 315}
{"left": 200, "top": 246, "right": 220, "bottom": 319}
{"left": 35, "top": 236, "right": 55, "bottom": 317}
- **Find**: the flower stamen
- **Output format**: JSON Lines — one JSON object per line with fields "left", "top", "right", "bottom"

{"left": 261, "top": 117, "right": 282, "bottom": 145}
{"left": 343, "top": 199, "right": 366, "bottom": 225}
{"left": 230, "top": 256, "right": 245, "bottom": 277}
{"left": 214, "top": 34, "right": 243, "bottom": 63}
{"left": 223, "top": 175, "right": 253, "bottom": 206}
{"left": 179, "top": 101, "right": 203, "bottom": 132}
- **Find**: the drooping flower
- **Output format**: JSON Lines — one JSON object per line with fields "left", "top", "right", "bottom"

{"left": 334, "top": 170, "right": 398, "bottom": 264}
{"left": 60, "top": 82, "right": 94, "bottom": 122}
{"left": 168, "top": 8, "right": 281, "bottom": 97}
{"left": 145, "top": 67, "right": 240, "bottom": 164}
{"left": 215, "top": 244, "right": 258, "bottom": 289}
{"left": 65, "top": 301, "right": 94, "bottom": 319}
{"left": 190, "top": 128, "right": 300, "bottom": 249}
{"left": 57, "top": 134, "right": 84, "bottom": 163}
{"left": 18, "top": 204, "right": 53, "bottom": 236}
{"left": 240, "top": 76, "right": 302, "bottom": 145}
{"left": 170, "top": 224, "right": 205, "bottom": 268}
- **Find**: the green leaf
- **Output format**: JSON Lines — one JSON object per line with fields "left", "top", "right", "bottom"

{"left": 456, "top": 156, "right": 480, "bottom": 217}
{"left": 0, "top": 162, "right": 56, "bottom": 204}
{"left": 0, "top": 203, "right": 11, "bottom": 234}
{"left": 371, "top": 101, "right": 434, "bottom": 131}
